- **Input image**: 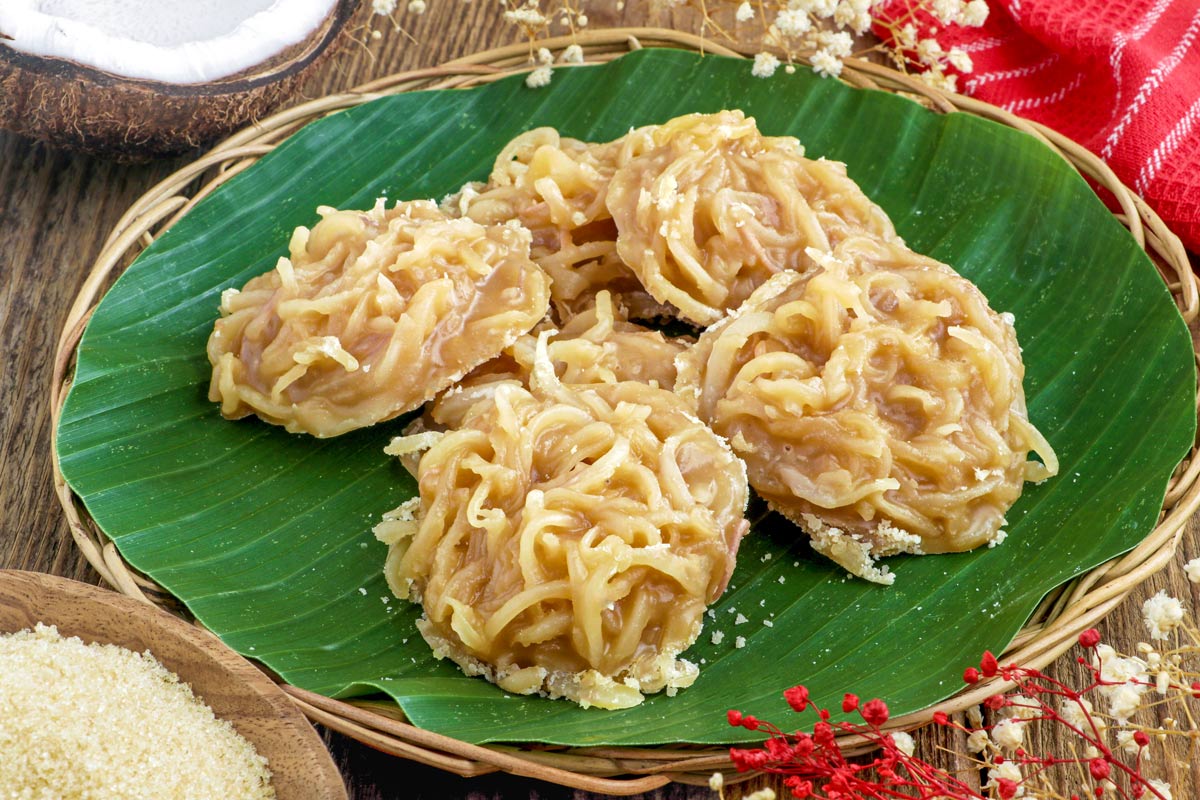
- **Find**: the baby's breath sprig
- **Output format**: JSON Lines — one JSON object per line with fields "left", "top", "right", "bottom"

{"left": 720, "top": 687, "right": 988, "bottom": 799}
{"left": 504, "top": 1, "right": 590, "bottom": 86}
{"left": 868, "top": 0, "right": 986, "bottom": 91}
{"left": 720, "top": 565, "right": 1200, "bottom": 799}
{"left": 365, "top": 0, "right": 589, "bottom": 86}
{"left": 665, "top": 0, "right": 987, "bottom": 87}
{"left": 364, "top": 0, "right": 987, "bottom": 89}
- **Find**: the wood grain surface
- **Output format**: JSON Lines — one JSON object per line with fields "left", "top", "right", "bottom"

{"left": 2, "top": 3, "right": 1198, "bottom": 798}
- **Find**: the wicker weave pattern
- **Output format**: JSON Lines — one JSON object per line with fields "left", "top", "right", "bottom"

{"left": 49, "top": 29, "right": 1200, "bottom": 794}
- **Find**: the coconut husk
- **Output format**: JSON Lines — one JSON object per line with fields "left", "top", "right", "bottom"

{"left": 0, "top": 0, "right": 363, "bottom": 160}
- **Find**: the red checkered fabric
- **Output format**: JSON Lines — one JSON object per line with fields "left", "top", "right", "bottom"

{"left": 879, "top": 0, "right": 1200, "bottom": 252}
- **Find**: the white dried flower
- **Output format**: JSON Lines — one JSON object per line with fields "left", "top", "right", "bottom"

{"left": 372, "top": 0, "right": 398, "bottom": 13}
{"left": 1005, "top": 694, "right": 1041, "bottom": 721}
{"left": 962, "top": 0, "right": 989, "bottom": 26}
{"left": 1106, "top": 683, "right": 1144, "bottom": 722}
{"left": 890, "top": 731, "right": 915, "bottom": 756}
{"left": 562, "top": 44, "right": 584, "bottom": 64}
{"left": 897, "top": 22, "right": 918, "bottom": 48}
{"left": 1096, "top": 647, "right": 1149, "bottom": 686}
{"left": 947, "top": 47, "right": 973, "bottom": 72}
{"left": 525, "top": 65, "right": 553, "bottom": 88}
{"left": 407, "top": 0, "right": 426, "bottom": 13}
{"left": 1059, "top": 697, "right": 1098, "bottom": 733}
{"left": 1143, "top": 590, "right": 1184, "bottom": 640}
{"left": 1148, "top": 779, "right": 1172, "bottom": 800}
{"left": 811, "top": 49, "right": 843, "bottom": 78}
{"left": 985, "top": 761, "right": 1024, "bottom": 796}
{"left": 1116, "top": 729, "right": 1140, "bottom": 753}
{"left": 536, "top": 47, "right": 554, "bottom": 65}
{"left": 992, "top": 718, "right": 1025, "bottom": 751}
{"left": 800, "top": 0, "right": 838, "bottom": 18}
{"left": 709, "top": 772, "right": 724, "bottom": 791}
{"left": 775, "top": 9, "right": 812, "bottom": 36}
{"left": 736, "top": 1, "right": 754, "bottom": 21}
{"left": 818, "top": 30, "right": 854, "bottom": 57}
{"left": 576, "top": 13, "right": 587, "bottom": 26}
{"left": 745, "top": 789, "right": 777, "bottom": 800}
{"left": 505, "top": 5, "right": 548, "bottom": 27}
{"left": 966, "top": 729, "right": 990, "bottom": 753}
{"left": 920, "top": 67, "right": 958, "bottom": 92}
{"left": 932, "top": 0, "right": 963, "bottom": 24}
{"left": 752, "top": 51, "right": 781, "bottom": 78}
{"left": 916, "top": 38, "right": 946, "bottom": 65}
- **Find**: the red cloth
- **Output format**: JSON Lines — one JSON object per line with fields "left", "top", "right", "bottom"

{"left": 878, "top": 0, "right": 1200, "bottom": 253}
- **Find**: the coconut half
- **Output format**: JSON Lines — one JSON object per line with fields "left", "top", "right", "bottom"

{"left": 0, "top": 0, "right": 362, "bottom": 158}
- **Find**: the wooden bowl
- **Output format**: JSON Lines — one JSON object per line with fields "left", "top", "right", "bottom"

{"left": 0, "top": 570, "right": 348, "bottom": 800}
{"left": 0, "top": 0, "right": 365, "bottom": 159}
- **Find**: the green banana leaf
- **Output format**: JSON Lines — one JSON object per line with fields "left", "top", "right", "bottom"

{"left": 56, "top": 48, "right": 1195, "bottom": 747}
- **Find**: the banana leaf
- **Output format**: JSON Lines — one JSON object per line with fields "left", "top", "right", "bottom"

{"left": 56, "top": 48, "right": 1195, "bottom": 746}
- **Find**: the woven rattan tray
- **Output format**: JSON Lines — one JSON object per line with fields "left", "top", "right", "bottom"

{"left": 50, "top": 28, "right": 1200, "bottom": 794}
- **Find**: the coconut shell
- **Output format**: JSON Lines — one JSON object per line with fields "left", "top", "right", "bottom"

{"left": 0, "top": 0, "right": 363, "bottom": 161}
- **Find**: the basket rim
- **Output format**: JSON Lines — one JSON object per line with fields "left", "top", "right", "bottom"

{"left": 48, "top": 27, "right": 1200, "bottom": 795}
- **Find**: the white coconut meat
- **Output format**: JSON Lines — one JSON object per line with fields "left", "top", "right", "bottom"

{"left": 0, "top": 0, "right": 339, "bottom": 84}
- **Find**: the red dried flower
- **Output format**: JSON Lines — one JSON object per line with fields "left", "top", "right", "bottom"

{"left": 727, "top": 709, "right": 743, "bottom": 727}
{"left": 765, "top": 736, "right": 794, "bottom": 761}
{"left": 785, "top": 776, "right": 813, "bottom": 798}
{"left": 730, "top": 746, "right": 769, "bottom": 772}
{"left": 1079, "top": 628, "right": 1101, "bottom": 648}
{"left": 785, "top": 685, "right": 810, "bottom": 712}
{"left": 812, "top": 721, "right": 836, "bottom": 748}
{"left": 861, "top": 698, "right": 890, "bottom": 726}
{"left": 720, "top": 646, "right": 1174, "bottom": 800}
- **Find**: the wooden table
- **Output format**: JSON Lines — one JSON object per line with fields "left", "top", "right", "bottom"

{"left": 2, "top": 4, "right": 1198, "bottom": 798}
